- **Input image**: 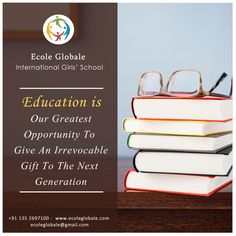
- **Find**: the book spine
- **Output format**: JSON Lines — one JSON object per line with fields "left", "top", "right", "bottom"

{"left": 123, "top": 169, "right": 133, "bottom": 189}
{"left": 127, "top": 133, "right": 132, "bottom": 148}
{"left": 131, "top": 97, "right": 137, "bottom": 118}
{"left": 122, "top": 118, "right": 127, "bottom": 131}
{"left": 133, "top": 151, "right": 140, "bottom": 172}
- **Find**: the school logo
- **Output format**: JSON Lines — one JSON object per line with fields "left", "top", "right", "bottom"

{"left": 43, "top": 14, "right": 74, "bottom": 45}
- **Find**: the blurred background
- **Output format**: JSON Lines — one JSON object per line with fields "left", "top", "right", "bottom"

{"left": 118, "top": 3, "right": 232, "bottom": 159}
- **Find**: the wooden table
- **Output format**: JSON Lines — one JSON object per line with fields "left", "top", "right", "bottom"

{"left": 117, "top": 192, "right": 231, "bottom": 232}
{"left": 117, "top": 158, "right": 232, "bottom": 232}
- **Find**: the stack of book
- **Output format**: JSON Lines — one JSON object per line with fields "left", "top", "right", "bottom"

{"left": 123, "top": 95, "right": 232, "bottom": 196}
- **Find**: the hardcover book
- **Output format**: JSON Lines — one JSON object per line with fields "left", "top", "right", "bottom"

{"left": 123, "top": 118, "right": 232, "bottom": 136}
{"left": 131, "top": 96, "right": 232, "bottom": 121}
{"left": 128, "top": 132, "right": 232, "bottom": 152}
{"left": 133, "top": 146, "right": 232, "bottom": 176}
{"left": 125, "top": 169, "right": 232, "bottom": 196}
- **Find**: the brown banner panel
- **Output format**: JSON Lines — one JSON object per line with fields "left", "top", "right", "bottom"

{"left": 3, "top": 3, "right": 117, "bottom": 232}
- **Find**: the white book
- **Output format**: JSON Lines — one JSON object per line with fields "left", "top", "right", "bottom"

{"left": 132, "top": 96, "right": 232, "bottom": 121}
{"left": 133, "top": 146, "right": 232, "bottom": 176}
{"left": 123, "top": 118, "right": 232, "bottom": 136}
{"left": 125, "top": 169, "right": 232, "bottom": 196}
{"left": 128, "top": 132, "right": 232, "bottom": 152}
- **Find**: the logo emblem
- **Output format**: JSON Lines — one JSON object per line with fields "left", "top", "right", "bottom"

{"left": 43, "top": 14, "right": 74, "bottom": 45}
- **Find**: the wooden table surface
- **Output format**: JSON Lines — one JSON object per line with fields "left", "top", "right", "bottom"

{"left": 117, "top": 158, "right": 232, "bottom": 232}
{"left": 117, "top": 192, "right": 231, "bottom": 232}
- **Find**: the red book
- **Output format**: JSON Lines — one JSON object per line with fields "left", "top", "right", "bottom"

{"left": 131, "top": 96, "right": 232, "bottom": 122}
{"left": 124, "top": 169, "right": 232, "bottom": 196}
